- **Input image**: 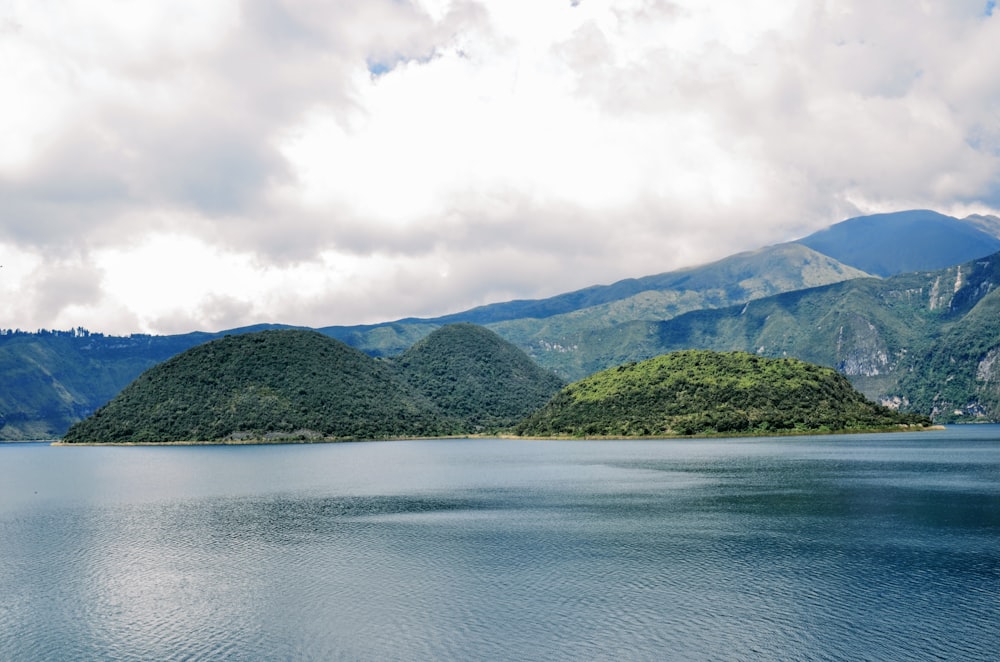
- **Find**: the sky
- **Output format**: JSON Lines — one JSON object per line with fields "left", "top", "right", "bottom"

{"left": 2, "top": 0, "right": 999, "bottom": 336}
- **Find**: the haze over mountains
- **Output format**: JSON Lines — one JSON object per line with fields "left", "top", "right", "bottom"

{"left": 4, "top": 209, "right": 1000, "bottom": 439}
{"left": 797, "top": 210, "right": 1000, "bottom": 277}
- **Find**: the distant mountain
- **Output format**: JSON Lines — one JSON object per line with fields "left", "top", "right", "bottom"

{"left": 962, "top": 213, "right": 1000, "bottom": 239}
{"left": 404, "top": 242, "right": 869, "bottom": 325}
{"left": 393, "top": 323, "right": 564, "bottom": 430}
{"left": 563, "top": 251, "right": 1000, "bottom": 421}
{"left": 62, "top": 325, "right": 564, "bottom": 443}
{"left": 796, "top": 209, "right": 1000, "bottom": 276}
{"left": 323, "top": 242, "right": 871, "bottom": 368}
{"left": 5, "top": 209, "right": 1000, "bottom": 438}
{"left": 515, "top": 350, "right": 929, "bottom": 437}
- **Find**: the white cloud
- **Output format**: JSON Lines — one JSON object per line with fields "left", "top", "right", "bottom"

{"left": 1, "top": 0, "right": 999, "bottom": 335}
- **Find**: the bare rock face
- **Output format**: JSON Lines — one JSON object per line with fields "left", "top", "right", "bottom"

{"left": 835, "top": 315, "right": 892, "bottom": 377}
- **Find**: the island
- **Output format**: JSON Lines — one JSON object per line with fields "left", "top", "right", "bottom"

{"left": 61, "top": 327, "right": 930, "bottom": 444}
{"left": 61, "top": 325, "right": 564, "bottom": 443}
{"left": 515, "top": 350, "right": 932, "bottom": 437}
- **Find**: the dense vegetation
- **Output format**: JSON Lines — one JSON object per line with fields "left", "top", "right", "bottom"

{"left": 897, "top": 287, "right": 1000, "bottom": 421}
{"left": 595, "top": 251, "right": 1000, "bottom": 421}
{"left": 516, "top": 350, "right": 931, "bottom": 437}
{"left": 393, "top": 323, "right": 565, "bottom": 430}
{"left": 63, "top": 330, "right": 451, "bottom": 442}
{"left": 6, "top": 211, "right": 1000, "bottom": 439}
{"left": 0, "top": 327, "right": 240, "bottom": 440}
{"left": 62, "top": 325, "right": 565, "bottom": 443}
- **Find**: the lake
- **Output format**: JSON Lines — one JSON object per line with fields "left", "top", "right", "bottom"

{"left": 2, "top": 427, "right": 999, "bottom": 660}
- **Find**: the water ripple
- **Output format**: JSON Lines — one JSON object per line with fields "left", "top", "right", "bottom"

{"left": 2, "top": 435, "right": 999, "bottom": 660}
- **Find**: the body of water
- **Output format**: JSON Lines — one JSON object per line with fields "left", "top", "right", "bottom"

{"left": 2, "top": 427, "right": 999, "bottom": 660}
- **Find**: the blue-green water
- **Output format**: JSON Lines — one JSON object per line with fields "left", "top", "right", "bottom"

{"left": 2, "top": 428, "right": 999, "bottom": 660}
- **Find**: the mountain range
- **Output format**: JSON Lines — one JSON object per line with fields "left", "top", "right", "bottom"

{"left": 4, "top": 209, "right": 1000, "bottom": 439}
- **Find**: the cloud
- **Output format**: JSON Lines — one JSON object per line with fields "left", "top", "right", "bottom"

{"left": 1, "top": 0, "right": 999, "bottom": 334}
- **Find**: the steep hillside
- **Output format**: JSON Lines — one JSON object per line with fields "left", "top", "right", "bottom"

{"left": 897, "top": 287, "right": 1000, "bottom": 421}
{"left": 963, "top": 213, "right": 1000, "bottom": 238}
{"left": 62, "top": 330, "right": 452, "bottom": 443}
{"left": 0, "top": 329, "right": 221, "bottom": 440}
{"left": 322, "top": 243, "right": 869, "bottom": 369}
{"left": 563, "top": 252, "right": 1000, "bottom": 420}
{"left": 5, "top": 209, "right": 999, "bottom": 438}
{"left": 393, "top": 323, "right": 564, "bottom": 430}
{"left": 796, "top": 210, "right": 1000, "bottom": 276}
{"left": 516, "top": 350, "right": 929, "bottom": 437}
{"left": 61, "top": 325, "right": 563, "bottom": 443}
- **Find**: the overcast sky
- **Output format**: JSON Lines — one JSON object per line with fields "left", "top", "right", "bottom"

{"left": 2, "top": 0, "right": 999, "bottom": 335}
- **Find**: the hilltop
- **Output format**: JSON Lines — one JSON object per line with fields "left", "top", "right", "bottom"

{"left": 516, "top": 350, "right": 931, "bottom": 437}
{"left": 6, "top": 209, "right": 1000, "bottom": 439}
{"left": 392, "top": 323, "right": 565, "bottom": 430}
{"left": 62, "top": 330, "right": 449, "bottom": 443}
{"left": 62, "top": 325, "right": 564, "bottom": 443}
{"left": 796, "top": 210, "right": 1000, "bottom": 277}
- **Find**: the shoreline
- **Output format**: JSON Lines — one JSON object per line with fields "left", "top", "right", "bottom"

{"left": 51, "top": 424, "right": 946, "bottom": 446}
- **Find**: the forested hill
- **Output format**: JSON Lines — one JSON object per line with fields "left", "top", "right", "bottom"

{"left": 393, "top": 323, "right": 565, "bottom": 430}
{"left": 516, "top": 350, "right": 931, "bottom": 438}
{"left": 62, "top": 326, "right": 565, "bottom": 443}
{"left": 7, "top": 210, "right": 1000, "bottom": 440}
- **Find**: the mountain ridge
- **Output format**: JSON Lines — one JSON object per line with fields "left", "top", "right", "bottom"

{"left": 4, "top": 209, "right": 1000, "bottom": 439}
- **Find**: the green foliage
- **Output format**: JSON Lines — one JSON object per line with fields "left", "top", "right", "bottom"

{"left": 896, "top": 288, "right": 1000, "bottom": 421}
{"left": 9, "top": 228, "right": 1000, "bottom": 439}
{"left": 392, "top": 323, "right": 565, "bottom": 431}
{"left": 516, "top": 350, "right": 931, "bottom": 437}
{"left": 0, "top": 330, "right": 222, "bottom": 439}
{"left": 63, "top": 330, "right": 453, "bottom": 442}
{"left": 62, "top": 325, "right": 565, "bottom": 443}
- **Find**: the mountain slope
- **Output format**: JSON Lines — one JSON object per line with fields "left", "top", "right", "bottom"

{"left": 516, "top": 350, "right": 928, "bottom": 437}
{"left": 897, "top": 286, "right": 1000, "bottom": 419}
{"left": 437, "top": 242, "right": 869, "bottom": 325}
{"left": 321, "top": 242, "right": 870, "bottom": 371}
{"left": 392, "top": 323, "right": 564, "bottom": 430}
{"left": 565, "top": 252, "right": 1000, "bottom": 420}
{"left": 61, "top": 325, "right": 564, "bottom": 442}
{"left": 0, "top": 324, "right": 297, "bottom": 440}
{"left": 62, "top": 330, "right": 451, "bottom": 443}
{"left": 962, "top": 214, "right": 1000, "bottom": 239}
{"left": 796, "top": 210, "right": 1000, "bottom": 276}
{"left": 5, "top": 209, "right": 999, "bottom": 438}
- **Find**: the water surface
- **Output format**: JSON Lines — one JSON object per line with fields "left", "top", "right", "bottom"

{"left": 2, "top": 427, "right": 999, "bottom": 660}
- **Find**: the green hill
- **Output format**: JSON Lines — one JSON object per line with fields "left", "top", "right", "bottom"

{"left": 0, "top": 328, "right": 227, "bottom": 440}
{"left": 62, "top": 330, "right": 451, "bottom": 443}
{"left": 393, "top": 323, "right": 564, "bottom": 430}
{"left": 7, "top": 210, "right": 1000, "bottom": 439}
{"left": 61, "top": 325, "right": 565, "bottom": 443}
{"left": 572, "top": 252, "right": 1000, "bottom": 421}
{"left": 516, "top": 350, "right": 930, "bottom": 437}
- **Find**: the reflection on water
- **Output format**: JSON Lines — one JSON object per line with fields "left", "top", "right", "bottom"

{"left": 2, "top": 429, "right": 999, "bottom": 660}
